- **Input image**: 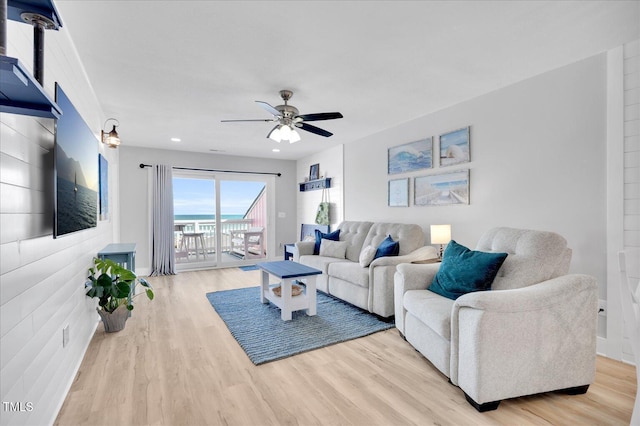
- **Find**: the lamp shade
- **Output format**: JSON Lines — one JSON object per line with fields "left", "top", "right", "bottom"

{"left": 430, "top": 224, "right": 451, "bottom": 245}
{"left": 105, "top": 125, "right": 121, "bottom": 148}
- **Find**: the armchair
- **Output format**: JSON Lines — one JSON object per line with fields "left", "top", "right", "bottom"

{"left": 394, "top": 227, "right": 598, "bottom": 411}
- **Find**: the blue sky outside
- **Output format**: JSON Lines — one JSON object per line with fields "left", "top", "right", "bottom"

{"left": 173, "top": 178, "right": 265, "bottom": 216}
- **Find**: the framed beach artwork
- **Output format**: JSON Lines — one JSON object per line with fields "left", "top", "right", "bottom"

{"left": 388, "top": 137, "right": 432, "bottom": 175}
{"left": 439, "top": 127, "right": 470, "bottom": 167}
{"left": 388, "top": 178, "right": 409, "bottom": 207}
{"left": 98, "top": 154, "right": 109, "bottom": 220}
{"left": 309, "top": 163, "right": 320, "bottom": 181}
{"left": 414, "top": 170, "right": 469, "bottom": 206}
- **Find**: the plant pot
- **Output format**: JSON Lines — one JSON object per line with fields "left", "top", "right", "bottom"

{"left": 97, "top": 305, "right": 129, "bottom": 333}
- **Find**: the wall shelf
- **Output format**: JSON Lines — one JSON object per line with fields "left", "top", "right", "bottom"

{"left": 299, "top": 178, "right": 331, "bottom": 192}
{"left": 0, "top": 56, "right": 62, "bottom": 119}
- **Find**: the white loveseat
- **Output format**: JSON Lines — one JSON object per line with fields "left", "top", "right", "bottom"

{"left": 394, "top": 227, "right": 598, "bottom": 411}
{"left": 294, "top": 221, "right": 437, "bottom": 318}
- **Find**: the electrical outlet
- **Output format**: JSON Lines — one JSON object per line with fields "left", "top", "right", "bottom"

{"left": 62, "top": 325, "right": 70, "bottom": 348}
{"left": 598, "top": 299, "right": 606, "bottom": 316}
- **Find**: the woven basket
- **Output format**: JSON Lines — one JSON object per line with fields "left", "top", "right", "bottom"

{"left": 272, "top": 284, "right": 302, "bottom": 297}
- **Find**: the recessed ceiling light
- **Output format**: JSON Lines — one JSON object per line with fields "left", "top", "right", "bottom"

{"left": 272, "top": 148, "right": 280, "bottom": 152}
{"left": 170, "top": 137, "right": 181, "bottom": 142}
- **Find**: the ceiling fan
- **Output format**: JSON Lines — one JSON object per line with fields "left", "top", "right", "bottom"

{"left": 221, "top": 90, "right": 343, "bottom": 143}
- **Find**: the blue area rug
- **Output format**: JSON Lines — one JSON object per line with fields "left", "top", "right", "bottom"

{"left": 206, "top": 286, "right": 394, "bottom": 365}
{"left": 238, "top": 265, "right": 258, "bottom": 271}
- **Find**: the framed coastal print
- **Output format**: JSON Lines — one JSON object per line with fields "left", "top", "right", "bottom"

{"left": 439, "top": 127, "right": 470, "bottom": 167}
{"left": 388, "top": 137, "right": 432, "bottom": 174}
{"left": 309, "top": 163, "right": 320, "bottom": 181}
{"left": 388, "top": 178, "right": 409, "bottom": 207}
{"left": 414, "top": 169, "right": 469, "bottom": 206}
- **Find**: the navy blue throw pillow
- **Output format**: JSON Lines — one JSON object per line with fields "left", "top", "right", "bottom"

{"left": 373, "top": 235, "right": 400, "bottom": 260}
{"left": 428, "top": 240, "right": 508, "bottom": 300}
{"left": 314, "top": 229, "right": 340, "bottom": 255}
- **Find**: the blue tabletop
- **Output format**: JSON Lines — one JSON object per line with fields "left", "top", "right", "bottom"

{"left": 256, "top": 261, "right": 322, "bottom": 279}
{"left": 98, "top": 243, "right": 136, "bottom": 255}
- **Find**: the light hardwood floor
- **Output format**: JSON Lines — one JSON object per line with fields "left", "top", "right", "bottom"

{"left": 55, "top": 268, "right": 636, "bottom": 425}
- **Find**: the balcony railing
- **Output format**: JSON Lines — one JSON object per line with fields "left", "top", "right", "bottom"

{"left": 174, "top": 218, "right": 254, "bottom": 258}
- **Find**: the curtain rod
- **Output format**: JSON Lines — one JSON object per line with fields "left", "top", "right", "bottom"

{"left": 139, "top": 163, "right": 281, "bottom": 177}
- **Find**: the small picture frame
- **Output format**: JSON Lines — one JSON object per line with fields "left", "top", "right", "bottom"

{"left": 440, "top": 126, "right": 470, "bottom": 167}
{"left": 309, "top": 163, "right": 320, "bottom": 181}
{"left": 388, "top": 178, "right": 409, "bottom": 207}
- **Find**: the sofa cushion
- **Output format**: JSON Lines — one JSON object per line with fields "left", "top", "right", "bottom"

{"left": 403, "top": 290, "right": 454, "bottom": 339}
{"left": 328, "top": 261, "right": 369, "bottom": 288}
{"left": 320, "top": 240, "right": 347, "bottom": 259}
{"left": 359, "top": 245, "right": 376, "bottom": 267}
{"left": 314, "top": 229, "right": 340, "bottom": 255}
{"left": 428, "top": 240, "right": 508, "bottom": 300}
{"left": 374, "top": 235, "right": 400, "bottom": 260}
{"left": 362, "top": 222, "right": 425, "bottom": 256}
{"left": 337, "top": 221, "right": 374, "bottom": 262}
{"left": 475, "top": 227, "right": 571, "bottom": 290}
{"left": 299, "top": 254, "right": 350, "bottom": 275}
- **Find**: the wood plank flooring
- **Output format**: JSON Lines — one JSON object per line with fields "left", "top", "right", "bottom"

{"left": 55, "top": 268, "right": 636, "bottom": 425}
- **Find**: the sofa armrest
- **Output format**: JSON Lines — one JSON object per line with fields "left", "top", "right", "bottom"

{"left": 450, "top": 274, "right": 598, "bottom": 404}
{"left": 294, "top": 241, "right": 315, "bottom": 261}
{"left": 370, "top": 245, "right": 438, "bottom": 268}
{"left": 393, "top": 263, "right": 441, "bottom": 334}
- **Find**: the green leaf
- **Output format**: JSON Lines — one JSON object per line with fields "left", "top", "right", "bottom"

{"left": 146, "top": 288, "right": 154, "bottom": 300}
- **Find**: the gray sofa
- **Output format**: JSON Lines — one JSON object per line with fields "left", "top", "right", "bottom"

{"left": 394, "top": 227, "right": 598, "bottom": 411}
{"left": 294, "top": 221, "right": 437, "bottom": 318}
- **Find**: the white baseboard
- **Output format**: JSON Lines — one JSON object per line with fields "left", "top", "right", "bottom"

{"left": 49, "top": 319, "right": 99, "bottom": 426}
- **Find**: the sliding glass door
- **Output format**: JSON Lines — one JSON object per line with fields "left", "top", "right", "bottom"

{"left": 173, "top": 170, "right": 273, "bottom": 270}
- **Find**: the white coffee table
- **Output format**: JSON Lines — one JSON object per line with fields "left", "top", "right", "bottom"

{"left": 256, "top": 260, "right": 322, "bottom": 321}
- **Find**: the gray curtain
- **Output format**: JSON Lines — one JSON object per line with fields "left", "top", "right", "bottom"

{"left": 150, "top": 164, "right": 176, "bottom": 276}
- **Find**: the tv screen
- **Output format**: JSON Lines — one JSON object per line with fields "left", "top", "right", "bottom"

{"left": 54, "top": 83, "right": 98, "bottom": 237}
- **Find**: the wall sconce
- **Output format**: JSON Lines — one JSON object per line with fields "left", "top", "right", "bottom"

{"left": 430, "top": 224, "right": 452, "bottom": 259}
{"left": 101, "top": 118, "right": 121, "bottom": 148}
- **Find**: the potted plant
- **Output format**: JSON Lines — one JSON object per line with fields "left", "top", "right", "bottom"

{"left": 85, "top": 257, "right": 154, "bottom": 332}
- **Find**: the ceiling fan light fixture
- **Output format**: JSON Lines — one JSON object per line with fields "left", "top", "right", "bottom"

{"left": 279, "top": 124, "right": 292, "bottom": 140}
{"left": 289, "top": 129, "right": 301, "bottom": 143}
{"left": 268, "top": 126, "right": 282, "bottom": 142}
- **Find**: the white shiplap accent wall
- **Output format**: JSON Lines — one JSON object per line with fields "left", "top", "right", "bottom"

{"left": 624, "top": 39, "right": 640, "bottom": 250}
{"left": 0, "top": 21, "right": 116, "bottom": 426}
{"left": 620, "top": 39, "right": 640, "bottom": 363}
{"left": 296, "top": 145, "right": 345, "bottom": 234}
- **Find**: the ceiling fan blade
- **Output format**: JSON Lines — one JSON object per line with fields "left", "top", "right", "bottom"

{"left": 296, "top": 112, "right": 343, "bottom": 122}
{"left": 297, "top": 122, "right": 333, "bottom": 137}
{"left": 220, "top": 119, "right": 275, "bottom": 122}
{"left": 255, "top": 101, "right": 282, "bottom": 117}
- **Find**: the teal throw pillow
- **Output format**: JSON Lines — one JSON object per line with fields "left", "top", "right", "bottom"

{"left": 428, "top": 240, "right": 508, "bottom": 300}
{"left": 314, "top": 229, "right": 340, "bottom": 255}
{"left": 374, "top": 235, "right": 400, "bottom": 260}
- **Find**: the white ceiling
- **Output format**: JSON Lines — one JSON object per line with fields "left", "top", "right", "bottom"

{"left": 54, "top": 1, "right": 639, "bottom": 160}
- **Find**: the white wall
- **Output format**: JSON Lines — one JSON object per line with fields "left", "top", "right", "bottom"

{"left": 296, "top": 145, "right": 344, "bottom": 234}
{"left": 118, "top": 146, "right": 297, "bottom": 272}
{"left": 624, "top": 40, "right": 640, "bottom": 251}
{"left": 341, "top": 54, "right": 610, "bottom": 331}
{"left": 1, "top": 19, "right": 116, "bottom": 426}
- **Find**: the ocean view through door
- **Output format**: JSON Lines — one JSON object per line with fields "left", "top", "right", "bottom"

{"left": 173, "top": 171, "right": 270, "bottom": 270}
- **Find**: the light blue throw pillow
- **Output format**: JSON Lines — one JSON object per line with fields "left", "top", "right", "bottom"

{"left": 374, "top": 235, "right": 400, "bottom": 260}
{"left": 314, "top": 229, "right": 340, "bottom": 255}
{"left": 428, "top": 240, "right": 508, "bottom": 300}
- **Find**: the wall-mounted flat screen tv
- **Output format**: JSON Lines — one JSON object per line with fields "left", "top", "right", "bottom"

{"left": 54, "top": 83, "right": 98, "bottom": 237}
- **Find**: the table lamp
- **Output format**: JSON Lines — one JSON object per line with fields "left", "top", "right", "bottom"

{"left": 430, "top": 224, "right": 451, "bottom": 259}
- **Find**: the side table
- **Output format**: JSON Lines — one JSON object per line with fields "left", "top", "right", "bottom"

{"left": 98, "top": 243, "right": 137, "bottom": 313}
